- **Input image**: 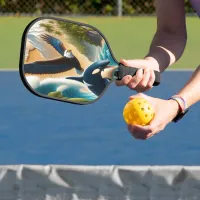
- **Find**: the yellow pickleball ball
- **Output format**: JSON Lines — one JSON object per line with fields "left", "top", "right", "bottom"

{"left": 123, "top": 97, "right": 155, "bottom": 126}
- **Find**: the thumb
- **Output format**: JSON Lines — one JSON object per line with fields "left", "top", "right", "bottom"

{"left": 133, "top": 114, "right": 161, "bottom": 135}
{"left": 120, "top": 59, "right": 147, "bottom": 68}
{"left": 149, "top": 114, "right": 162, "bottom": 131}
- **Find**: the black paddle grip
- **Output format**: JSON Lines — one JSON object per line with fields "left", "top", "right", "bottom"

{"left": 116, "top": 64, "right": 161, "bottom": 86}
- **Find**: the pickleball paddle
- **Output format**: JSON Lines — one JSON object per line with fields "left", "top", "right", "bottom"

{"left": 19, "top": 17, "right": 160, "bottom": 105}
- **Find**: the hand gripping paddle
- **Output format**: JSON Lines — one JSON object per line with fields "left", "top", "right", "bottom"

{"left": 19, "top": 17, "right": 160, "bottom": 105}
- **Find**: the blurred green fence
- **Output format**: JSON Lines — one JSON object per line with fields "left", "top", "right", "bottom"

{"left": 0, "top": 0, "right": 195, "bottom": 16}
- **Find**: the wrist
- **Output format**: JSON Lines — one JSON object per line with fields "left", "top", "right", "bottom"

{"left": 168, "top": 99, "right": 181, "bottom": 117}
{"left": 168, "top": 95, "right": 189, "bottom": 123}
{"left": 144, "top": 56, "right": 160, "bottom": 72}
{"left": 170, "top": 95, "right": 188, "bottom": 112}
{"left": 145, "top": 46, "right": 175, "bottom": 72}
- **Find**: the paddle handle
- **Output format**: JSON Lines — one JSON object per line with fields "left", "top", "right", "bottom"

{"left": 115, "top": 63, "right": 161, "bottom": 86}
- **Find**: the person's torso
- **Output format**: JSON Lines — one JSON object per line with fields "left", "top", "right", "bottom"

{"left": 189, "top": 0, "right": 200, "bottom": 17}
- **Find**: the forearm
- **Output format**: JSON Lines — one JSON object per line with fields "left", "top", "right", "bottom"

{"left": 145, "top": 0, "right": 187, "bottom": 72}
{"left": 145, "top": 30, "right": 187, "bottom": 72}
{"left": 176, "top": 65, "right": 200, "bottom": 107}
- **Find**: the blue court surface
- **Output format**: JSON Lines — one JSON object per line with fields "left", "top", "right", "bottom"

{"left": 0, "top": 71, "right": 199, "bottom": 165}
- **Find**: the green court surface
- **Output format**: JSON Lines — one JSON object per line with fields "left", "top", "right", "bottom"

{"left": 0, "top": 16, "right": 199, "bottom": 69}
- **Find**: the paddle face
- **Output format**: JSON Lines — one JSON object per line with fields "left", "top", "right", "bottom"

{"left": 19, "top": 17, "right": 119, "bottom": 105}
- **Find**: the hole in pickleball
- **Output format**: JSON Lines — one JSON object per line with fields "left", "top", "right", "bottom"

{"left": 145, "top": 114, "right": 148, "bottom": 117}
{"left": 141, "top": 108, "right": 144, "bottom": 111}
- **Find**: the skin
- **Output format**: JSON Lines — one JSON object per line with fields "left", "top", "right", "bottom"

{"left": 115, "top": 0, "right": 187, "bottom": 92}
{"left": 129, "top": 66, "right": 200, "bottom": 140}
{"left": 118, "top": 0, "right": 200, "bottom": 139}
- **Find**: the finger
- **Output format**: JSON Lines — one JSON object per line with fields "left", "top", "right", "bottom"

{"left": 132, "top": 131, "right": 149, "bottom": 140}
{"left": 132, "top": 125, "right": 152, "bottom": 138}
{"left": 115, "top": 75, "right": 132, "bottom": 86}
{"left": 132, "top": 122, "right": 159, "bottom": 136}
{"left": 145, "top": 127, "right": 159, "bottom": 139}
{"left": 147, "top": 70, "right": 156, "bottom": 89}
{"left": 146, "top": 124, "right": 165, "bottom": 139}
{"left": 128, "top": 124, "right": 150, "bottom": 139}
{"left": 134, "top": 69, "right": 152, "bottom": 92}
{"left": 127, "top": 69, "right": 143, "bottom": 89}
{"left": 128, "top": 126, "right": 147, "bottom": 140}
{"left": 138, "top": 68, "right": 151, "bottom": 88}
{"left": 143, "top": 119, "right": 163, "bottom": 139}
{"left": 135, "top": 86, "right": 150, "bottom": 93}
{"left": 116, "top": 59, "right": 147, "bottom": 88}
{"left": 128, "top": 121, "right": 162, "bottom": 140}
{"left": 145, "top": 85, "right": 153, "bottom": 92}
{"left": 127, "top": 124, "right": 134, "bottom": 133}
{"left": 127, "top": 124, "right": 145, "bottom": 139}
